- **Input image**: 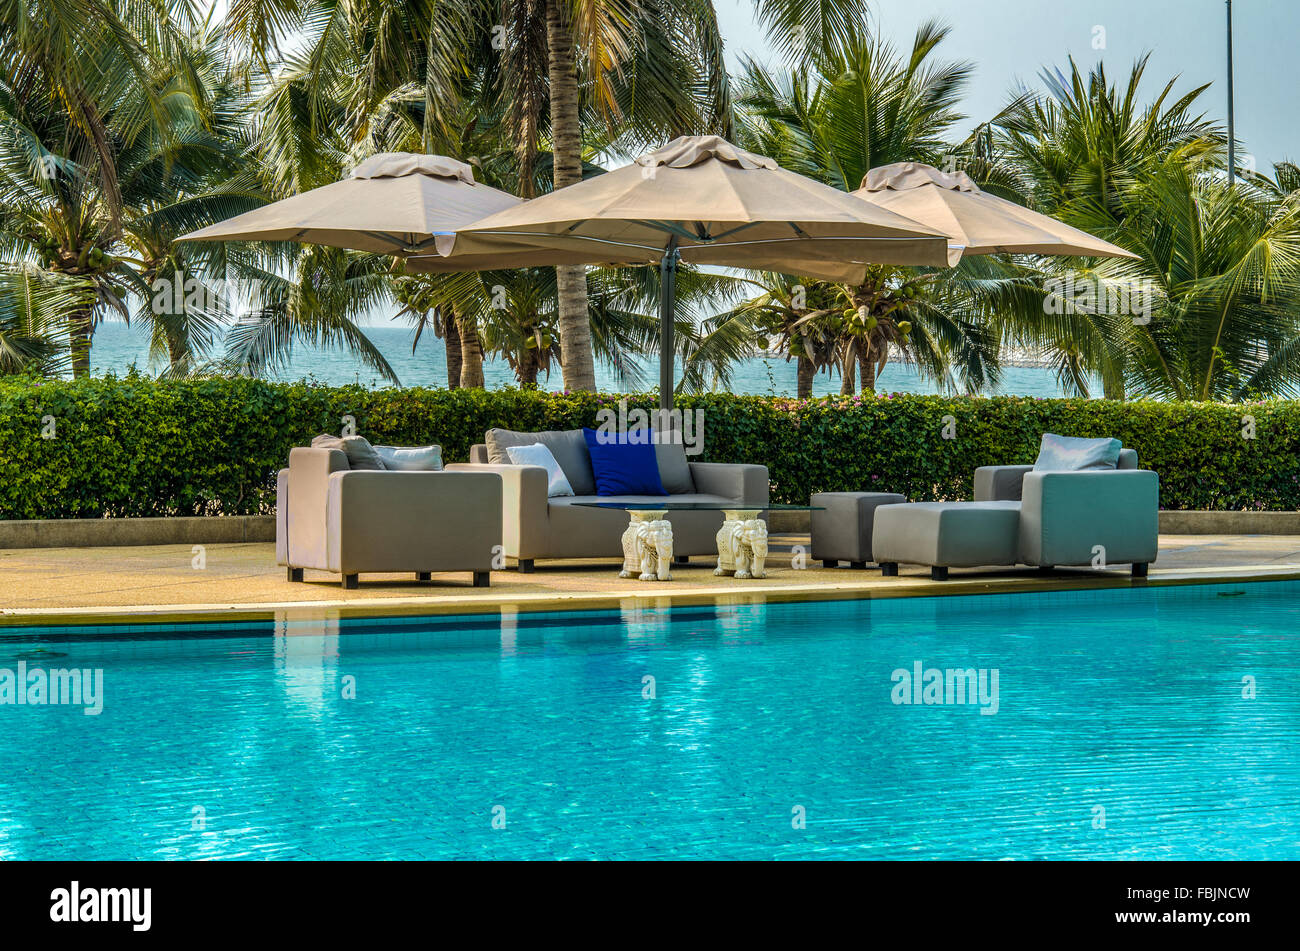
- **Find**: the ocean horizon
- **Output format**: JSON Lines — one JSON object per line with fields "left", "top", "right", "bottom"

{"left": 85, "top": 319, "right": 1092, "bottom": 398}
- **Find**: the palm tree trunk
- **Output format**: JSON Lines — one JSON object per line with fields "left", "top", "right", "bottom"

{"left": 456, "top": 311, "right": 485, "bottom": 388}
{"left": 546, "top": 0, "right": 596, "bottom": 393}
{"left": 518, "top": 346, "right": 540, "bottom": 386}
{"left": 165, "top": 333, "right": 188, "bottom": 371}
{"left": 69, "top": 307, "right": 93, "bottom": 378}
{"left": 443, "top": 311, "right": 462, "bottom": 390}
{"left": 858, "top": 345, "right": 877, "bottom": 395}
{"left": 839, "top": 349, "right": 856, "bottom": 394}
{"left": 796, "top": 355, "right": 815, "bottom": 399}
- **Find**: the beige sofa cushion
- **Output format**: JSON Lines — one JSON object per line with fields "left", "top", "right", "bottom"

{"left": 486, "top": 428, "right": 595, "bottom": 495}
{"left": 311, "top": 434, "right": 384, "bottom": 470}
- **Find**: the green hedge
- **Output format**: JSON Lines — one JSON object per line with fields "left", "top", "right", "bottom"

{"left": 1, "top": 375, "right": 1297, "bottom": 518}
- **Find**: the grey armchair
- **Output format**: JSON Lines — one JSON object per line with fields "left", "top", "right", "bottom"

{"left": 875, "top": 447, "right": 1159, "bottom": 579}
{"left": 277, "top": 447, "right": 503, "bottom": 588}
{"left": 974, "top": 447, "right": 1159, "bottom": 574}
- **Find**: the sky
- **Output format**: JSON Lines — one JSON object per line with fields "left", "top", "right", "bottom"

{"left": 714, "top": 0, "right": 1297, "bottom": 171}
{"left": 178, "top": 0, "right": 1295, "bottom": 331}
{"left": 201, "top": 0, "right": 1295, "bottom": 168}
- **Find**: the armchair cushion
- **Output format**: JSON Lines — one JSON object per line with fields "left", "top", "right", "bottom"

{"left": 374, "top": 444, "right": 443, "bottom": 471}
{"left": 1033, "top": 433, "right": 1122, "bottom": 472}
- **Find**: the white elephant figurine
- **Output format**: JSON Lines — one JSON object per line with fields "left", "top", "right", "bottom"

{"left": 621, "top": 516, "right": 674, "bottom": 581}
{"left": 715, "top": 515, "right": 769, "bottom": 579}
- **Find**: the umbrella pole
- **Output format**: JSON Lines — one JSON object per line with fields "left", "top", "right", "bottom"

{"left": 658, "top": 237, "right": 680, "bottom": 412}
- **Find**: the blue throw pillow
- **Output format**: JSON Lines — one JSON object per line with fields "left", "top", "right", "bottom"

{"left": 582, "top": 428, "right": 668, "bottom": 496}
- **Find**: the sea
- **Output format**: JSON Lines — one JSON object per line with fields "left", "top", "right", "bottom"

{"left": 86, "top": 320, "right": 1086, "bottom": 398}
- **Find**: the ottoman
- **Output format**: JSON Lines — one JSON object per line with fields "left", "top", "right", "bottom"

{"left": 872, "top": 501, "right": 1021, "bottom": 581}
{"left": 811, "top": 491, "right": 906, "bottom": 568}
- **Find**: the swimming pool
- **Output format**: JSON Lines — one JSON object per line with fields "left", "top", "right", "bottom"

{"left": 1, "top": 580, "right": 1297, "bottom": 860}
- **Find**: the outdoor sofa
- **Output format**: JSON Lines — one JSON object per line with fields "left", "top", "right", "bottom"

{"left": 873, "top": 437, "right": 1160, "bottom": 580}
{"left": 277, "top": 437, "right": 502, "bottom": 588}
{"left": 448, "top": 428, "right": 768, "bottom": 569}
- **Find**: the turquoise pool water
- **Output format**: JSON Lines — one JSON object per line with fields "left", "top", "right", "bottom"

{"left": 1, "top": 581, "right": 1297, "bottom": 860}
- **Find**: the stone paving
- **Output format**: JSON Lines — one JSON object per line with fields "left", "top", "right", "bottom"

{"left": 2, "top": 533, "right": 1298, "bottom": 623}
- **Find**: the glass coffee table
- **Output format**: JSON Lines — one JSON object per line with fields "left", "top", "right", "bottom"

{"left": 573, "top": 502, "right": 823, "bottom": 582}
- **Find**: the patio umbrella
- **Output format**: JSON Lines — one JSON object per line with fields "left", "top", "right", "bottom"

{"left": 852, "top": 162, "right": 1139, "bottom": 265}
{"left": 418, "top": 136, "right": 950, "bottom": 409}
{"left": 179, "top": 153, "right": 523, "bottom": 255}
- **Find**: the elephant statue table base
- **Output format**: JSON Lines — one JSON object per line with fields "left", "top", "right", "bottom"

{"left": 715, "top": 509, "right": 769, "bottom": 579}
{"left": 620, "top": 511, "right": 674, "bottom": 581}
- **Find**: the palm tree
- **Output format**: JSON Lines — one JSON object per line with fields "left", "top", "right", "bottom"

{"left": 1068, "top": 157, "right": 1300, "bottom": 400}
{"left": 500, "top": 0, "right": 734, "bottom": 393}
{"left": 994, "top": 56, "right": 1224, "bottom": 225}
{"left": 736, "top": 20, "right": 971, "bottom": 188}
{"left": 737, "top": 274, "right": 844, "bottom": 397}
{"left": 978, "top": 56, "right": 1237, "bottom": 398}
{"left": 0, "top": 266, "right": 78, "bottom": 374}
{"left": 733, "top": 21, "right": 1001, "bottom": 394}
{"left": 0, "top": 14, "right": 263, "bottom": 376}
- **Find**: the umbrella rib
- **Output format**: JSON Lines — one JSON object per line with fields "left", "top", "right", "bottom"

{"left": 709, "top": 221, "right": 763, "bottom": 241}
{"left": 697, "top": 235, "right": 936, "bottom": 251}
{"left": 350, "top": 231, "right": 410, "bottom": 252}
{"left": 469, "top": 231, "right": 664, "bottom": 254}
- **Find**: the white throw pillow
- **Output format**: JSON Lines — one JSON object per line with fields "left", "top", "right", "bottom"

{"left": 506, "top": 443, "right": 575, "bottom": 497}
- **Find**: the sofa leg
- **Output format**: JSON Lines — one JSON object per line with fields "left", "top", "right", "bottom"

{"left": 342, "top": 574, "right": 358, "bottom": 590}
{"left": 416, "top": 571, "right": 432, "bottom": 582}
{"left": 287, "top": 567, "right": 303, "bottom": 582}
{"left": 518, "top": 559, "right": 534, "bottom": 573}
{"left": 822, "top": 559, "right": 838, "bottom": 568}
{"left": 850, "top": 561, "right": 866, "bottom": 570}
{"left": 1132, "top": 562, "right": 1149, "bottom": 578}
{"left": 473, "top": 571, "right": 490, "bottom": 588}
{"left": 931, "top": 566, "right": 949, "bottom": 581}
{"left": 881, "top": 562, "right": 898, "bottom": 577}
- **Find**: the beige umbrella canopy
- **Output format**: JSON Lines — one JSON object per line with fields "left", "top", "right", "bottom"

{"left": 179, "top": 153, "right": 522, "bottom": 255}
{"left": 428, "top": 136, "right": 949, "bottom": 276}
{"left": 420, "top": 136, "right": 949, "bottom": 408}
{"left": 853, "top": 162, "right": 1139, "bottom": 266}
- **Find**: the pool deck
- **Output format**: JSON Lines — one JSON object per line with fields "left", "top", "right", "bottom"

{"left": 2, "top": 532, "right": 1299, "bottom": 627}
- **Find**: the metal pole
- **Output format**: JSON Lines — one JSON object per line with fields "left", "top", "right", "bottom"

{"left": 1227, "top": 0, "right": 1236, "bottom": 184}
{"left": 658, "top": 237, "right": 680, "bottom": 412}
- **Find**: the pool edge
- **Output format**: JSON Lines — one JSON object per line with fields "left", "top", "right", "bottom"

{"left": 3, "top": 564, "right": 1298, "bottom": 631}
